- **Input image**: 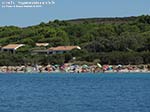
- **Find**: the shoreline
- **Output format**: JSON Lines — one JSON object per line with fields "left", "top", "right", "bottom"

{"left": 0, "top": 64, "right": 150, "bottom": 74}
{"left": 0, "top": 69, "right": 149, "bottom": 74}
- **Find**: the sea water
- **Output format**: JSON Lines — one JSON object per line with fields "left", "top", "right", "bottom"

{"left": 0, "top": 73, "right": 150, "bottom": 112}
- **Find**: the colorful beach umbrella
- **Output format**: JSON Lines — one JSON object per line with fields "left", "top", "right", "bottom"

{"left": 109, "top": 65, "right": 113, "bottom": 68}
{"left": 103, "top": 65, "right": 109, "bottom": 70}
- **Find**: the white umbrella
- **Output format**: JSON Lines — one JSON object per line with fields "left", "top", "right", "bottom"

{"left": 97, "top": 63, "right": 102, "bottom": 68}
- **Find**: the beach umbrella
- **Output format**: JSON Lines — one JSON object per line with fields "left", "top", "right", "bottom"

{"left": 54, "top": 64, "right": 59, "bottom": 67}
{"left": 47, "top": 64, "right": 51, "bottom": 67}
{"left": 71, "top": 64, "right": 78, "bottom": 68}
{"left": 38, "top": 65, "right": 43, "bottom": 68}
{"left": 109, "top": 65, "right": 113, "bottom": 68}
{"left": 70, "top": 66, "right": 75, "bottom": 70}
{"left": 108, "top": 65, "right": 113, "bottom": 70}
{"left": 21, "top": 66, "right": 25, "bottom": 68}
{"left": 63, "top": 63, "right": 69, "bottom": 67}
{"left": 103, "top": 65, "right": 109, "bottom": 70}
{"left": 1, "top": 66, "right": 7, "bottom": 69}
{"left": 82, "top": 64, "right": 89, "bottom": 68}
{"left": 117, "top": 64, "right": 122, "bottom": 68}
{"left": 97, "top": 63, "right": 102, "bottom": 68}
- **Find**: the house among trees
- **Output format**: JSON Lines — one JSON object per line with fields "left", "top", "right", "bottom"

{"left": 48, "top": 46, "right": 81, "bottom": 54}
{"left": 1, "top": 44, "right": 25, "bottom": 53}
{"left": 32, "top": 46, "right": 81, "bottom": 55}
{"left": 36, "top": 43, "right": 49, "bottom": 47}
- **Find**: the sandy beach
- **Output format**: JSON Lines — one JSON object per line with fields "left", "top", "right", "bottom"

{"left": 0, "top": 64, "right": 150, "bottom": 74}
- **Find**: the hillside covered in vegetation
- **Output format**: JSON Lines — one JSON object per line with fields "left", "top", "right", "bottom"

{"left": 0, "top": 15, "right": 150, "bottom": 65}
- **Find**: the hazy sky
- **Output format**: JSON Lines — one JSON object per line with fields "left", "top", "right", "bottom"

{"left": 0, "top": 0, "right": 150, "bottom": 27}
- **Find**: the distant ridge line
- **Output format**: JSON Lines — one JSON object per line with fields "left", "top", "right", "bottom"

{"left": 66, "top": 16, "right": 137, "bottom": 24}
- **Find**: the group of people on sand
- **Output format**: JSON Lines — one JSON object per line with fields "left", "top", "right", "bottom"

{"left": 0, "top": 63, "right": 150, "bottom": 73}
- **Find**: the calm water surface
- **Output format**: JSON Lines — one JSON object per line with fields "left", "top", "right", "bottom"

{"left": 0, "top": 73, "right": 150, "bottom": 112}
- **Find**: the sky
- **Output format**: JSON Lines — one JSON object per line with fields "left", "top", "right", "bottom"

{"left": 0, "top": 0, "right": 150, "bottom": 27}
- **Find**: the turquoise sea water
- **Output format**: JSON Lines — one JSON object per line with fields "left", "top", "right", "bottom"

{"left": 0, "top": 73, "right": 150, "bottom": 112}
